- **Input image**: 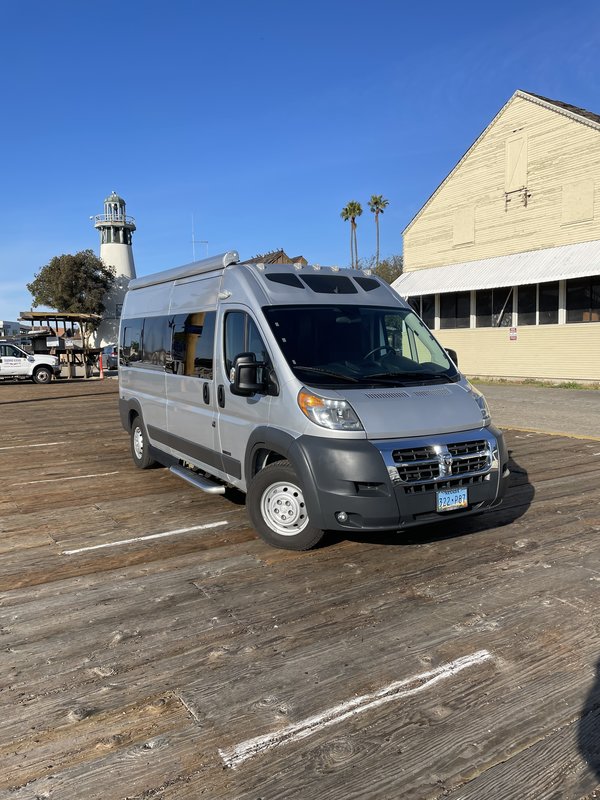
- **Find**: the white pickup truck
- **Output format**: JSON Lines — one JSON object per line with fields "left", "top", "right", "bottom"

{"left": 0, "top": 342, "right": 61, "bottom": 383}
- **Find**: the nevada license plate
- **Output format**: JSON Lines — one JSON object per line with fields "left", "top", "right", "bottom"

{"left": 436, "top": 487, "right": 468, "bottom": 512}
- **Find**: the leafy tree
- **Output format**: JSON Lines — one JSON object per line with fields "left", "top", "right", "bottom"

{"left": 358, "top": 253, "right": 403, "bottom": 284}
{"left": 340, "top": 200, "right": 363, "bottom": 269}
{"left": 368, "top": 195, "right": 389, "bottom": 267}
{"left": 27, "top": 250, "right": 116, "bottom": 323}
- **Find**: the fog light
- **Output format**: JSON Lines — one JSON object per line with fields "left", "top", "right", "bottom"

{"left": 336, "top": 511, "right": 348, "bottom": 523}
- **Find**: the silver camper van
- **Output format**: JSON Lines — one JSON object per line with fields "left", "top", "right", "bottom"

{"left": 118, "top": 252, "right": 509, "bottom": 550}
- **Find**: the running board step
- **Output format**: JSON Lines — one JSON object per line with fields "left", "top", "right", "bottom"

{"left": 169, "top": 465, "right": 225, "bottom": 494}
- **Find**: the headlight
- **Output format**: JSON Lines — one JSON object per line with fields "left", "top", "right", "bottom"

{"left": 298, "top": 388, "right": 363, "bottom": 431}
{"left": 468, "top": 384, "right": 491, "bottom": 424}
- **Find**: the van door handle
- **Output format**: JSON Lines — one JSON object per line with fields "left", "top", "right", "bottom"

{"left": 217, "top": 385, "right": 225, "bottom": 408}
{"left": 203, "top": 382, "right": 210, "bottom": 404}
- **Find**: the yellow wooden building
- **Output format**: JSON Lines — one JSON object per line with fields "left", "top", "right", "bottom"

{"left": 393, "top": 90, "right": 600, "bottom": 382}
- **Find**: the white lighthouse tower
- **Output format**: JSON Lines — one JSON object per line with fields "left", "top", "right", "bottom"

{"left": 92, "top": 191, "right": 137, "bottom": 347}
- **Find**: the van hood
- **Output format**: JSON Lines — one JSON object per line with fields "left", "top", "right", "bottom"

{"left": 344, "top": 382, "right": 488, "bottom": 439}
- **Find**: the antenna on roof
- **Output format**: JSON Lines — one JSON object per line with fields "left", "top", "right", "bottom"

{"left": 191, "top": 213, "right": 208, "bottom": 260}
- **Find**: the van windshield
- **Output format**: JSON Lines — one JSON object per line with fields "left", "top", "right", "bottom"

{"left": 263, "top": 305, "right": 460, "bottom": 388}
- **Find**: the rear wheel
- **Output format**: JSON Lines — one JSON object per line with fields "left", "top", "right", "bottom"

{"left": 246, "top": 460, "right": 325, "bottom": 550}
{"left": 130, "top": 415, "right": 156, "bottom": 469}
{"left": 32, "top": 366, "right": 52, "bottom": 384}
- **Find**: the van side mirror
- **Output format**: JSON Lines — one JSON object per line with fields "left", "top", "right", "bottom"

{"left": 231, "top": 352, "right": 266, "bottom": 396}
{"left": 446, "top": 348, "right": 459, "bottom": 367}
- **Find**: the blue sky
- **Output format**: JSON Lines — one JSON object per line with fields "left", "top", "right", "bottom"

{"left": 1, "top": 0, "right": 600, "bottom": 321}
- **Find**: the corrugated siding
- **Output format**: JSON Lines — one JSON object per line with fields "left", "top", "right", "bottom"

{"left": 435, "top": 325, "right": 600, "bottom": 381}
{"left": 404, "top": 95, "right": 600, "bottom": 271}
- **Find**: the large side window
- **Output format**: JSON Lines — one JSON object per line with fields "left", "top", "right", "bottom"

{"left": 120, "top": 319, "right": 143, "bottom": 365}
{"left": 224, "top": 312, "right": 271, "bottom": 377}
{"left": 566, "top": 276, "right": 600, "bottom": 323}
{"left": 171, "top": 311, "right": 216, "bottom": 378}
{"left": 141, "top": 316, "right": 170, "bottom": 367}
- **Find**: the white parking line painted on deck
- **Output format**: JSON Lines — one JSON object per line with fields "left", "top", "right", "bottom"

{"left": 219, "top": 649, "right": 494, "bottom": 769}
{"left": 12, "top": 471, "right": 119, "bottom": 486}
{"left": 62, "top": 521, "right": 229, "bottom": 555}
{"left": 0, "top": 441, "right": 66, "bottom": 450}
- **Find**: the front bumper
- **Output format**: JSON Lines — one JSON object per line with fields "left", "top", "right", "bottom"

{"left": 290, "top": 424, "right": 509, "bottom": 533}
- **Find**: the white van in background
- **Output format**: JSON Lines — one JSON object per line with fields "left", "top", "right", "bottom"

{"left": 0, "top": 342, "right": 60, "bottom": 383}
{"left": 118, "top": 252, "right": 509, "bottom": 550}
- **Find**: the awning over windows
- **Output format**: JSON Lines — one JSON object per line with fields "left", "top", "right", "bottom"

{"left": 393, "top": 239, "right": 600, "bottom": 297}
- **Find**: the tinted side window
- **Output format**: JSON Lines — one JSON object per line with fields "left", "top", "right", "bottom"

{"left": 141, "top": 316, "right": 170, "bottom": 367}
{"left": 224, "top": 312, "right": 246, "bottom": 375}
{"left": 120, "top": 319, "right": 143, "bottom": 365}
{"left": 224, "top": 312, "right": 271, "bottom": 376}
{"left": 171, "top": 311, "right": 216, "bottom": 378}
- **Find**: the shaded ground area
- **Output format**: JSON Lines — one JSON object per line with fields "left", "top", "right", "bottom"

{"left": 0, "top": 380, "right": 599, "bottom": 799}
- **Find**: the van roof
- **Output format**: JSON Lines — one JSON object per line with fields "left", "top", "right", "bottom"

{"left": 128, "top": 251, "right": 240, "bottom": 290}
{"left": 128, "top": 252, "right": 399, "bottom": 305}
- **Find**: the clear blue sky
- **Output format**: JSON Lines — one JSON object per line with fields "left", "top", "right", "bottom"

{"left": 2, "top": 0, "right": 600, "bottom": 321}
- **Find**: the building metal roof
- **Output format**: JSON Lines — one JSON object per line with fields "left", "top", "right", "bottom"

{"left": 392, "top": 239, "right": 600, "bottom": 297}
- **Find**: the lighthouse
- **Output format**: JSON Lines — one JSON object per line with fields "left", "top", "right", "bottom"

{"left": 92, "top": 191, "right": 137, "bottom": 347}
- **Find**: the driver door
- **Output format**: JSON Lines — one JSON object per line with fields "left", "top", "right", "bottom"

{"left": 215, "top": 309, "right": 273, "bottom": 486}
{"left": 0, "top": 344, "right": 30, "bottom": 376}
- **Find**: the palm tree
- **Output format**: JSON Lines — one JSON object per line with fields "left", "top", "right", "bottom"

{"left": 340, "top": 201, "right": 363, "bottom": 268}
{"left": 368, "top": 195, "right": 389, "bottom": 267}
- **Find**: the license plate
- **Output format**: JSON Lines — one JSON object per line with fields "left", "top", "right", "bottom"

{"left": 436, "top": 487, "right": 468, "bottom": 512}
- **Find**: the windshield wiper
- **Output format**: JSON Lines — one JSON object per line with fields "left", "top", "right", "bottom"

{"left": 292, "top": 365, "right": 360, "bottom": 383}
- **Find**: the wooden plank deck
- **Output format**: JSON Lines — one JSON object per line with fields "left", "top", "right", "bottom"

{"left": 1, "top": 379, "right": 600, "bottom": 799}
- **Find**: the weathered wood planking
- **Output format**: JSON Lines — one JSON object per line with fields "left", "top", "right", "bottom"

{"left": 0, "top": 380, "right": 599, "bottom": 799}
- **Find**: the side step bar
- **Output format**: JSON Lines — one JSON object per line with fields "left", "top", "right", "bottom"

{"left": 169, "top": 465, "right": 225, "bottom": 495}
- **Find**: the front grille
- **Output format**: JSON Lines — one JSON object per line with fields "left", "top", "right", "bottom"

{"left": 404, "top": 474, "right": 486, "bottom": 495}
{"left": 391, "top": 438, "right": 491, "bottom": 486}
{"left": 392, "top": 446, "right": 438, "bottom": 483}
{"left": 448, "top": 440, "right": 486, "bottom": 456}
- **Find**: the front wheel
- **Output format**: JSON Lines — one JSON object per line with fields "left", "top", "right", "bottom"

{"left": 246, "top": 460, "right": 325, "bottom": 550}
{"left": 130, "top": 415, "right": 156, "bottom": 469}
{"left": 32, "top": 366, "right": 52, "bottom": 384}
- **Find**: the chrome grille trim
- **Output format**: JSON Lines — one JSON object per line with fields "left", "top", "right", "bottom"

{"left": 375, "top": 429, "right": 499, "bottom": 488}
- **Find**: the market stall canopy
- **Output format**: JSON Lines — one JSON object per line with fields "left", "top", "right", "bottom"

{"left": 393, "top": 239, "right": 600, "bottom": 297}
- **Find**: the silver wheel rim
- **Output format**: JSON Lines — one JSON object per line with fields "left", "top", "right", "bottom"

{"left": 260, "top": 481, "right": 309, "bottom": 536}
{"left": 133, "top": 426, "right": 144, "bottom": 460}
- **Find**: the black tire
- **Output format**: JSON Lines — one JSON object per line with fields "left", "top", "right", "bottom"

{"left": 32, "top": 366, "right": 52, "bottom": 384}
{"left": 130, "top": 415, "right": 156, "bottom": 469}
{"left": 246, "top": 460, "right": 325, "bottom": 550}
